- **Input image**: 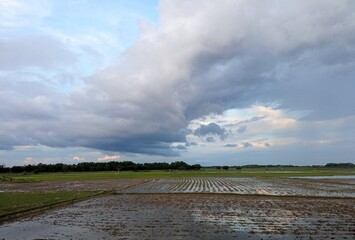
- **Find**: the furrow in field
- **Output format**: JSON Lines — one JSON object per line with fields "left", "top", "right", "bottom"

{"left": 169, "top": 179, "right": 184, "bottom": 192}
{"left": 204, "top": 178, "right": 211, "bottom": 192}
{"left": 210, "top": 178, "right": 220, "bottom": 193}
{"left": 219, "top": 179, "right": 235, "bottom": 192}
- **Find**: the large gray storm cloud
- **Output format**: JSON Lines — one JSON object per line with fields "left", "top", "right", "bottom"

{"left": 0, "top": 0, "right": 354, "bottom": 157}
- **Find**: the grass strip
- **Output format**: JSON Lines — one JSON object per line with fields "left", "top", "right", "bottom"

{"left": 0, "top": 191, "right": 112, "bottom": 222}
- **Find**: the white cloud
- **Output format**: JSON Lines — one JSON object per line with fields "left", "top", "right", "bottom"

{"left": 0, "top": 35, "right": 76, "bottom": 70}
{"left": 97, "top": 155, "right": 120, "bottom": 161}
{"left": 14, "top": 145, "right": 33, "bottom": 150}
{"left": 0, "top": 0, "right": 50, "bottom": 28}
{"left": 250, "top": 106, "right": 297, "bottom": 131}
{"left": 23, "top": 157, "right": 33, "bottom": 165}
{"left": 73, "top": 156, "right": 85, "bottom": 161}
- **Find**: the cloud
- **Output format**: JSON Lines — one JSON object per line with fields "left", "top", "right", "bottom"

{"left": 185, "top": 141, "right": 198, "bottom": 147}
{"left": 0, "top": 0, "right": 354, "bottom": 161}
{"left": 174, "top": 144, "right": 187, "bottom": 150}
{"left": 73, "top": 156, "right": 84, "bottom": 161}
{"left": 241, "top": 142, "right": 253, "bottom": 148}
{"left": 23, "top": 157, "right": 33, "bottom": 165}
{"left": 223, "top": 143, "right": 237, "bottom": 148}
{"left": 0, "top": 35, "right": 76, "bottom": 70}
{"left": 0, "top": 0, "right": 50, "bottom": 28}
{"left": 194, "top": 122, "right": 229, "bottom": 140}
{"left": 206, "top": 136, "right": 215, "bottom": 142}
{"left": 237, "top": 126, "right": 247, "bottom": 134}
{"left": 0, "top": 144, "right": 13, "bottom": 150}
{"left": 97, "top": 155, "right": 120, "bottom": 161}
{"left": 233, "top": 116, "right": 266, "bottom": 127}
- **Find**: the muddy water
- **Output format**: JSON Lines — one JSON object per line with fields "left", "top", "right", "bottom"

{"left": 1, "top": 194, "right": 354, "bottom": 239}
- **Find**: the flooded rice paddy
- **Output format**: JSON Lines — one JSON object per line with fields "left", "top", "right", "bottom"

{"left": 1, "top": 177, "right": 354, "bottom": 239}
{"left": 1, "top": 194, "right": 354, "bottom": 239}
{"left": 2, "top": 177, "right": 355, "bottom": 198}
{"left": 122, "top": 177, "right": 355, "bottom": 198}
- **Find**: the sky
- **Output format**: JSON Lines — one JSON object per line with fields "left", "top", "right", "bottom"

{"left": 0, "top": 0, "right": 354, "bottom": 167}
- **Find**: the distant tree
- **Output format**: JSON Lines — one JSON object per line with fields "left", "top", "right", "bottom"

{"left": 0, "top": 164, "right": 9, "bottom": 173}
{"left": 11, "top": 165, "right": 25, "bottom": 173}
{"left": 170, "top": 161, "right": 189, "bottom": 170}
{"left": 190, "top": 164, "right": 202, "bottom": 170}
{"left": 216, "top": 166, "right": 222, "bottom": 170}
{"left": 222, "top": 166, "right": 229, "bottom": 170}
{"left": 325, "top": 163, "right": 354, "bottom": 167}
{"left": 3, "top": 160, "right": 204, "bottom": 173}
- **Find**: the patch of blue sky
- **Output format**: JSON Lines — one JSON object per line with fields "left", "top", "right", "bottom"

{"left": 224, "top": 108, "right": 255, "bottom": 119}
{"left": 44, "top": 0, "right": 159, "bottom": 49}
{"left": 38, "top": 0, "right": 160, "bottom": 93}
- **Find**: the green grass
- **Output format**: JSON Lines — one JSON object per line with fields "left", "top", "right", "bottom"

{"left": 1, "top": 166, "right": 354, "bottom": 182}
{"left": 0, "top": 191, "right": 106, "bottom": 220}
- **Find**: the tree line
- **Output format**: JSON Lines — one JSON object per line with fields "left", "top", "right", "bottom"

{"left": 324, "top": 162, "right": 354, "bottom": 167}
{"left": 0, "top": 161, "right": 352, "bottom": 174}
{"left": 0, "top": 161, "right": 202, "bottom": 173}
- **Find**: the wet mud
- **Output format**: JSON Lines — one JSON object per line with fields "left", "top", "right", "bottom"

{"left": 2, "top": 177, "right": 354, "bottom": 198}
{"left": 0, "top": 179, "right": 148, "bottom": 193}
{"left": 1, "top": 194, "right": 354, "bottom": 239}
{"left": 122, "top": 177, "right": 355, "bottom": 198}
{"left": 1, "top": 177, "right": 354, "bottom": 239}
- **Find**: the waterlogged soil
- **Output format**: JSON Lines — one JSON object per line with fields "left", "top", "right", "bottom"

{"left": 0, "top": 179, "right": 149, "bottom": 192}
{"left": 1, "top": 177, "right": 354, "bottom": 197}
{"left": 0, "top": 194, "right": 354, "bottom": 239}
{"left": 1, "top": 177, "right": 354, "bottom": 239}
{"left": 124, "top": 177, "right": 355, "bottom": 198}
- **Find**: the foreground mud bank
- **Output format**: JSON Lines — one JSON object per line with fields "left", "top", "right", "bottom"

{"left": 1, "top": 194, "right": 354, "bottom": 239}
